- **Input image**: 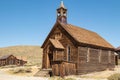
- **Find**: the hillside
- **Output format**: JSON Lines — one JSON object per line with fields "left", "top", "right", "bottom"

{"left": 0, "top": 46, "right": 43, "bottom": 66}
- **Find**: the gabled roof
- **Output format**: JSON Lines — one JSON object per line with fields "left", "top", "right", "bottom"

{"left": 116, "top": 46, "right": 120, "bottom": 51}
{"left": 42, "top": 21, "right": 114, "bottom": 49}
{"left": 0, "top": 54, "right": 14, "bottom": 60}
{"left": 59, "top": 22, "right": 114, "bottom": 49}
{"left": 49, "top": 39, "right": 64, "bottom": 49}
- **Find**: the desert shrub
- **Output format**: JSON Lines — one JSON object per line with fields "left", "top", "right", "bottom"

{"left": 65, "top": 78, "right": 76, "bottom": 80}
{"left": 49, "top": 76, "right": 76, "bottom": 80}
{"left": 11, "top": 67, "right": 32, "bottom": 74}
{"left": 49, "top": 76, "right": 64, "bottom": 80}
{"left": 108, "top": 73, "right": 120, "bottom": 80}
{"left": 13, "top": 68, "right": 24, "bottom": 73}
{"left": 24, "top": 68, "right": 32, "bottom": 73}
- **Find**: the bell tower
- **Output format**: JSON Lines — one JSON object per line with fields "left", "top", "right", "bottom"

{"left": 57, "top": 1, "right": 67, "bottom": 23}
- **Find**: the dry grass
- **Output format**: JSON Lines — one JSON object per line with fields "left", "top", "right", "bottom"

{"left": 7, "top": 66, "right": 39, "bottom": 76}
{"left": 107, "top": 73, "right": 120, "bottom": 80}
{"left": 48, "top": 76, "right": 76, "bottom": 80}
{"left": 0, "top": 46, "right": 120, "bottom": 80}
{"left": 11, "top": 67, "right": 32, "bottom": 74}
{"left": 78, "top": 66, "right": 120, "bottom": 80}
{"left": 0, "top": 46, "right": 43, "bottom": 67}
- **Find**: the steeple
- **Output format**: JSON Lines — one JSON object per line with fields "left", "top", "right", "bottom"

{"left": 60, "top": 1, "right": 65, "bottom": 8}
{"left": 57, "top": 1, "right": 67, "bottom": 23}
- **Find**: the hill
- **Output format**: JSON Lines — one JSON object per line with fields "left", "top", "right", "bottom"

{"left": 0, "top": 46, "right": 43, "bottom": 66}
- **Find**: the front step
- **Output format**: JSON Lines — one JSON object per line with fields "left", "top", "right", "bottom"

{"left": 34, "top": 68, "right": 52, "bottom": 77}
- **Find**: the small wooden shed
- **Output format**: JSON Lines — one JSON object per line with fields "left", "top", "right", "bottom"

{"left": 116, "top": 46, "right": 120, "bottom": 58}
{"left": 0, "top": 54, "right": 27, "bottom": 66}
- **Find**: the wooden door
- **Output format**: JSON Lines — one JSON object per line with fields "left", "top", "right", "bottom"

{"left": 48, "top": 53, "right": 53, "bottom": 68}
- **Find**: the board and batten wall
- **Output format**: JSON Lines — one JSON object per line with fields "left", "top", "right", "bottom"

{"left": 77, "top": 46, "right": 115, "bottom": 74}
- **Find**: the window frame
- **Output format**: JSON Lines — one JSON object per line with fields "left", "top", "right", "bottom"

{"left": 67, "top": 45, "right": 71, "bottom": 61}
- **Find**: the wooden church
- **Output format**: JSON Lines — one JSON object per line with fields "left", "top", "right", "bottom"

{"left": 41, "top": 1, "right": 116, "bottom": 76}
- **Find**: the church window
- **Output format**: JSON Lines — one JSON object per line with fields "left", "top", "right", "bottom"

{"left": 108, "top": 51, "right": 111, "bottom": 63}
{"left": 57, "top": 13, "right": 60, "bottom": 16}
{"left": 87, "top": 48, "right": 90, "bottom": 62}
{"left": 67, "top": 45, "right": 71, "bottom": 61}
{"left": 99, "top": 50, "right": 102, "bottom": 63}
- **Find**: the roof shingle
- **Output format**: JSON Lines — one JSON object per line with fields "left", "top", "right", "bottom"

{"left": 0, "top": 54, "right": 13, "bottom": 60}
{"left": 60, "top": 22, "right": 114, "bottom": 49}
{"left": 49, "top": 39, "right": 64, "bottom": 49}
{"left": 116, "top": 46, "right": 120, "bottom": 51}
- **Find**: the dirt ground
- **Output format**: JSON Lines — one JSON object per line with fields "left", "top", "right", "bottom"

{"left": 0, "top": 65, "right": 120, "bottom": 80}
{"left": 76, "top": 65, "right": 120, "bottom": 80}
{"left": 0, "top": 66, "right": 48, "bottom": 80}
{"left": 0, "top": 70, "right": 48, "bottom": 80}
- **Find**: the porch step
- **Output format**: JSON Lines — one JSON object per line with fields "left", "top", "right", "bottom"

{"left": 34, "top": 69, "right": 52, "bottom": 77}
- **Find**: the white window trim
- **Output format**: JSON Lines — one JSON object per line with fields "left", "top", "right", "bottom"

{"left": 99, "top": 49, "right": 101, "bottom": 63}
{"left": 67, "top": 45, "right": 71, "bottom": 61}
{"left": 108, "top": 51, "right": 111, "bottom": 63}
{"left": 87, "top": 48, "right": 90, "bottom": 62}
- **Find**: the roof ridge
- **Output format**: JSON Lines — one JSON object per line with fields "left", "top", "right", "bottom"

{"left": 116, "top": 46, "right": 120, "bottom": 50}
{"left": 0, "top": 54, "right": 13, "bottom": 59}
{"left": 68, "top": 23, "right": 98, "bottom": 34}
{"left": 59, "top": 22, "right": 114, "bottom": 49}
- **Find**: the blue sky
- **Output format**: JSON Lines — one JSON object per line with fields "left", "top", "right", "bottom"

{"left": 0, "top": 0, "right": 120, "bottom": 48}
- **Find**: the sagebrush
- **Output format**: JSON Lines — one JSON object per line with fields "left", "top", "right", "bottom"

{"left": 107, "top": 73, "right": 120, "bottom": 80}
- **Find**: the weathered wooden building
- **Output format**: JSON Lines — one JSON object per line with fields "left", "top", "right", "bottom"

{"left": 41, "top": 1, "right": 116, "bottom": 76}
{"left": 116, "top": 46, "right": 120, "bottom": 58}
{"left": 0, "top": 54, "right": 27, "bottom": 66}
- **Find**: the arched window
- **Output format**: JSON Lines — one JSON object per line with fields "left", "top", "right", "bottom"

{"left": 67, "top": 45, "right": 71, "bottom": 61}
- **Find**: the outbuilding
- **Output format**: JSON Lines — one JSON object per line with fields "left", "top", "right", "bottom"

{"left": 0, "top": 54, "right": 27, "bottom": 66}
